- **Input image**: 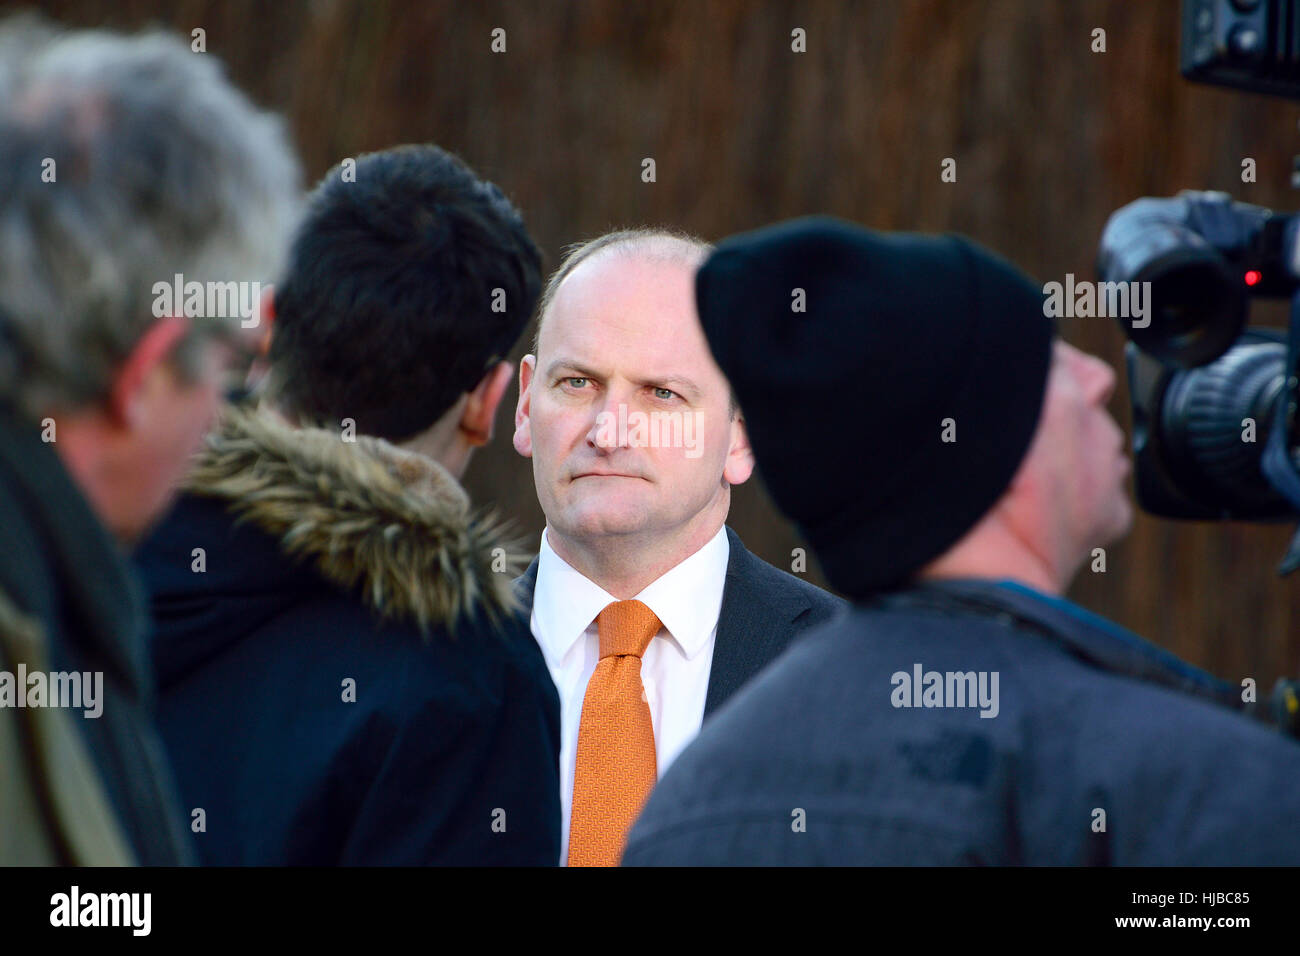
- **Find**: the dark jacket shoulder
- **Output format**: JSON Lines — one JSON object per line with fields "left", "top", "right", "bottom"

{"left": 135, "top": 405, "right": 560, "bottom": 865}
{"left": 722, "top": 526, "right": 844, "bottom": 623}
{"left": 704, "top": 526, "right": 844, "bottom": 713}
{"left": 0, "top": 404, "right": 192, "bottom": 865}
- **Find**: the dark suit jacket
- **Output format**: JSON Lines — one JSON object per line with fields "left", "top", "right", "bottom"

{"left": 516, "top": 525, "right": 845, "bottom": 715}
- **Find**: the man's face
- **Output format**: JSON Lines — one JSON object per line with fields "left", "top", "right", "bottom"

{"left": 1012, "top": 339, "right": 1133, "bottom": 557}
{"left": 514, "top": 252, "right": 752, "bottom": 545}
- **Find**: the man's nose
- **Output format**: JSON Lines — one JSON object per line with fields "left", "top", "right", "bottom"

{"left": 587, "top": 386, "right": 632, "bottom": 449}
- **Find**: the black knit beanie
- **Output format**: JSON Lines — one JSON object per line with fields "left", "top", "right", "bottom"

{"left": 696, "top": 216, "right": 1054, "bottom": 599}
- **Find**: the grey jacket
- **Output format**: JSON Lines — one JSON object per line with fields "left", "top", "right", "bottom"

{"left": 624, "top": 578, "right": 1300, "bottom": 865}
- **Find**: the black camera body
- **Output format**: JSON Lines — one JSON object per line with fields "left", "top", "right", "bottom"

{"left": 1183, "top": 0, "right": 1300, "bottom": 100}
{"left": 1099, "top": 192, "right": 1300, "bottom": 520}
{"left": 1097, "top": 3, "right": 1300, "bottom": 524}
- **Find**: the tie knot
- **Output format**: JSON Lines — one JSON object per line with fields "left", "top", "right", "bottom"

{"left": 595, "top": 600, "right": 662, "bottom": 659}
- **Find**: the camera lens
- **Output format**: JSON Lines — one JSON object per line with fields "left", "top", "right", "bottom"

{"left": 1137, "top": 256, "right": 1246, "bottom": 367}
{"left": 1160, "top": 341, "right": 1288, "bottom": 510}
{"left": 1098, "top": 196, "right": 1249, "bottom": 369}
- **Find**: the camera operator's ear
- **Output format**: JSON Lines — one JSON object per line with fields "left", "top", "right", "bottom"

{"left": 460, "top": 360, "right": 514, "bottom": 447}
{"left": 108, "top": 315, "right": 190, "bottom": 428}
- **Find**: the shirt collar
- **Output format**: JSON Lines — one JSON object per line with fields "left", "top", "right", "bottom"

{"left": 632, "top": 525, "right": 729, "bottom": 660}
{"left": 532, "top": 525, "right": 730, "bottom": 663}
{"left": 533, "top": 530, "right": 619, "bottom": 665}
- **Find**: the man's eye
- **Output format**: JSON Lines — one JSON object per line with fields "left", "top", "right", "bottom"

{"left": 565, "top": 377, "right": 589, "bottom": 388}
{"left": 652, "top": 387, "right": 677, "bottom": 401}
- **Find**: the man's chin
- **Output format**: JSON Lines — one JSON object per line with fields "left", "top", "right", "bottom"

{"left": 568, "top": 513, "right": 653, "bottom": 539}
{"left": 1102, "top": 496, "right": 1135, "bottom": 546}
{"left": 553, "top": 498, "right": 659, "bottom": 540}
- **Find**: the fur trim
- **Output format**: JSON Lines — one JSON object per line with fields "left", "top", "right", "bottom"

{"left": 184, "top": 404, "right": 525, "bottom": 635}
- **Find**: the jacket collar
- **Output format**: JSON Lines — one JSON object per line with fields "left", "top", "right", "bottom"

{"left": 874, "top": 577, "right": 1244, "bottom": 712}
{"left": 184, "top": 403, "right": 523, "bottom": 634}
{"left": 703, "top": 526, "right": 814, "bottom": 714}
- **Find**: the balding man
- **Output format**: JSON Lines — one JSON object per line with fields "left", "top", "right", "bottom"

{"left": 512, "top": 229, "right": 845, "bottom": 866}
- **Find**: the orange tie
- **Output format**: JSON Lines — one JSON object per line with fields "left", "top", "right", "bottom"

{"left": 567, "top": 599, "right": 662, "bottom": 867}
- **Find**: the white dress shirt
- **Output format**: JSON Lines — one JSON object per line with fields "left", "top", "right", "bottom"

{"left": 530, "top": 524, "right": 730, "bottom": 864}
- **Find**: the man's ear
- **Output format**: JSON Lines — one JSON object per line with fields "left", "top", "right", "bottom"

{"left": 513, "top": 354, "right": 536, "bottom": 458}
{"left": 460, "top": 360, "right": 514, "bottom": 447}
{"left": 256, "top": 285, "right": 275, "bottom": 356}
{"left": 243, "top": 286, "right": 276, "bottom": 393}
{"left": 722, "top": 410, "right": 755, "bottom": 486}
{"left": 107, "top": 315, "right": 190, "bottom": 428}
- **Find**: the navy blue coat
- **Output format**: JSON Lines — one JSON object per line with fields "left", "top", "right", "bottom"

{"left": 134, "top": 407, "right": 561, "bottom": 865}
{"left": 624, "top": 578, "right": 1300, "bottom": 865}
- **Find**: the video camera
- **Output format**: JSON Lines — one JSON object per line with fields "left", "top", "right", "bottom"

{"left": 1100, "top": 0, "right": 1300, "bottom": 736}
{"left": 1098, "top": 1, "right": 1300, "bottom": 538}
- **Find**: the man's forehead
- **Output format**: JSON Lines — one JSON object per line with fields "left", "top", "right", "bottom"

{"left": 545, "top": 346, "right": 701, "bottom": 381}
{"left": 559, "top": 249, "right": 697, "bottom": 305}
{"left": 543, "top": 253, "right": 704, "bottom": 345}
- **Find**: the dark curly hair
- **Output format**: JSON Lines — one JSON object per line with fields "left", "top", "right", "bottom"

{"left": 269, "top": 144, "right": 541, "bottom": 442}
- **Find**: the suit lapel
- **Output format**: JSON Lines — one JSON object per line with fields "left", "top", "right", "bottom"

{"left": 515, "top": 557, "right": 539, "bottom": 611}
{"left": 704, "top": 526, "right": 811, "bottom": 716}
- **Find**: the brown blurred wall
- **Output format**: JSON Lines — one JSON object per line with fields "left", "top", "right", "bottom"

{"left": 21, "top": 0, "right": 1300, "bottom": 689}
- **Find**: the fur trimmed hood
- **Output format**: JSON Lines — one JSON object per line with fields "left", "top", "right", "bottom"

{"left": 183, "top": 404, "right": 524, "bottom": 634}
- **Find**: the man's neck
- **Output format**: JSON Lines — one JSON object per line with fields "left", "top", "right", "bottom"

{"left": 396, "top": 420, "right": 471, "bottom": 480}
{"left": 918, "top": 508, "right": 1070, "bottom": 597}
{"left": 48, "top": 412, "right": 134, "bottom": 544}
{"left": 265, "top": 400, "right": 473, "bottom": 480}
{"left": 921, "top": 549, "right": 1061, "bottom": 596}
{"left": 547, "top": 515, "right": 727, "bottom": 600}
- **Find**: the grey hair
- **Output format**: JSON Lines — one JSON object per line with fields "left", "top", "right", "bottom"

{"left": 0, "top": 15, "right": 302, "bottom": 416}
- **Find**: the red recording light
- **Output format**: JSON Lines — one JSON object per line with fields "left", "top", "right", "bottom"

{"left": 1245, "top": 270, "right": 1263, "bottom": 286}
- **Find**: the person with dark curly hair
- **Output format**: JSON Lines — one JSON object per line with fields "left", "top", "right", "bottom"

{"left": 135, "top": 145, "right": 561, "bottom": 865}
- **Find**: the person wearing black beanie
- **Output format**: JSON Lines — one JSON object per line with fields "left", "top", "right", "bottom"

{"left": 694, "top": 216, "right": 1061, "bottom": 598}
{"left": 622, "top": 216, "right": 1300, "bottom": 866}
